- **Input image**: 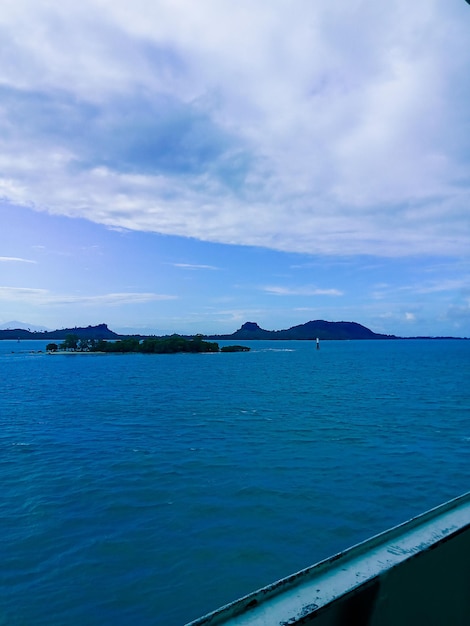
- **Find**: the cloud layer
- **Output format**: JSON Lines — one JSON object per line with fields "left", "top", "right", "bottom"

{"left": 0, "top": 287, "right": 175, "bottom": 306}
{"left": 1, "top": 0, "right": 470, "bottom": 256}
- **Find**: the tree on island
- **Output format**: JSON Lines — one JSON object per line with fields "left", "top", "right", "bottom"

{"left": 95, "top": 337, "right": 140, "bottom": 353}
{"left": 57, "top": 335, "right": 100, "bottom": 352}
{"left": 77, "top": 338, "right": 97, "bottom": 352}
{"left": 220, "top": 345, "right": 250, "bottom": 352}
{"left": 60, "top": 334, "right": 79, "bottom": 351}
{"left": 85, "top": 335, "right": 247, "bottom": 354}
{"left": 138, "top": 335, "right": 219, "bottom": 354}
{"left": 47, "top": 333, "right": 250, "bottom": 354}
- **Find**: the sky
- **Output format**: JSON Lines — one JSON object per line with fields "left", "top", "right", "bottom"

{"left": 1, "top": 0, "right": 470, "bottom": 337}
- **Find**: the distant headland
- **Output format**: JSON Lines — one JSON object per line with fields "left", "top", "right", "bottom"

{"left": 0, "top": 320, "right": 466, "bottom": 342}
{"left": 208, "top": 320, "right": 397, "bottom": 341}
{"left": 0, "top": 323, "right": 120, "bottom": 341}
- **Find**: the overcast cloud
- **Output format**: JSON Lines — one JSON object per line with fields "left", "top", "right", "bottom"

{"left": 1, "top": 0, "right": 469, "bottom": 256}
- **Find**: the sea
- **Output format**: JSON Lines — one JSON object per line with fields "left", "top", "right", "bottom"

{"left": 1, "top": 338, "right": 469, "bottom": 625}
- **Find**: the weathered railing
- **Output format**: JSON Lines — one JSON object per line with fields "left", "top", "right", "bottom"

{"left": 187, "top": 492, "right": 470, "bottom": 625}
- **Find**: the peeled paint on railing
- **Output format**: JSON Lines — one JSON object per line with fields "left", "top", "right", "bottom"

{"left": 186, "top": 492, "right": 470, "bottom": 626}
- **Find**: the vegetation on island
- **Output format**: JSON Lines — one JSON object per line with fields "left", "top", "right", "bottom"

{"left": 220, "top": 345, "right": 250, "bottom": 352}
{"left": 100, "top": 335, "right": 220, "bottom": 354}
{"left": 49, "top": 334, "right": 250, "bottom": 354}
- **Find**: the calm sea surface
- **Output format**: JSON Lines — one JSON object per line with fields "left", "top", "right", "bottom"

{"left": 1, "top": 339, "right": 469, "bottom": 624}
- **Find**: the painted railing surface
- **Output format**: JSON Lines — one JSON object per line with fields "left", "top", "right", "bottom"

{"left": 187, "top": 492, "right": 470, "bottom": 626}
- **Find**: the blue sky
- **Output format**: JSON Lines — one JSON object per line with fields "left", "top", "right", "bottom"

{"left": 1, "top": 0, "right": 470, "bottom": 336}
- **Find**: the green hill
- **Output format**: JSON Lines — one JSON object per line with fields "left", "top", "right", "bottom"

{"left": 211, "top": 320, "right": 397, "bottom": 341}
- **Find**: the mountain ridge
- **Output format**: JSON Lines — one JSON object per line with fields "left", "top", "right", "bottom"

{"left": 0, "top": 321, "right": 466, "bottom": 341}
{"left": 0, "top": 323, "right": 119, "bottom": 341}
{"left": 208, "top": 320, "right": 398, "bottom": 341}
{"left": 0, "top": 321, "right": 50, "bottom": 332}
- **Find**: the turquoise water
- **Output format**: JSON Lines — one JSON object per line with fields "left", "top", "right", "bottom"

{"left": 1, "top": 339, "right": 469, "bottom": 624}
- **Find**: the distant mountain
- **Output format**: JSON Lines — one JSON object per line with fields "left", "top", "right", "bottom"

{"left": 0, "top": 320, "right": 465, "bottom": 342}
{"left": 0, "top": 321, "right": 49, "bottom": 331}
{"left": 210, "top": 320, "right": 397, "bottom": 341}
{"left": 0, "top": 323, "right": 119, "bottom": 341}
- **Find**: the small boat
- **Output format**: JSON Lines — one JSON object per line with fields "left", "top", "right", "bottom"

{"left": 187, "top": 492, "right": 470, "bottom": 625}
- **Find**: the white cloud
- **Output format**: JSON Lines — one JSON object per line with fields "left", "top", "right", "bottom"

{"left": 0, "top": 287, "right": 47, "bottom": 300}
{"left": 445, "top": 301, "right": 470, "bottom": 322}
{"left": 51, "top": 293, "right": 178, "bottom": 306}
{"left": 0, "top": 256, "right": 36, "bottom": 263}
{"left": 171, "top": 263, "right": 219, "bottom": 270}
{"left": 0, "top": 287, "right": 176, "bottom": 306}
{"left": 411, "top": 279, "right": 470, "bottom": 295}
{"left": 0, "top": 1, "right": 469, "bottom": 256}
{"left": 373, "top": 277, "right": 470, "bottom": 300}
{"left": 263, "top": 285, "right": 343, "bottom": 296}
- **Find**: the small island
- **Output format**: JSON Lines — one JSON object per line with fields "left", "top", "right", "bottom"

{"left": 47, "top": 334, "right": 250, "bottom": 354}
